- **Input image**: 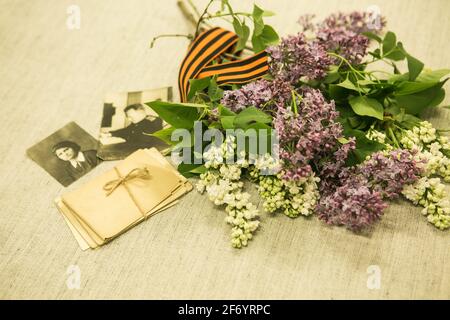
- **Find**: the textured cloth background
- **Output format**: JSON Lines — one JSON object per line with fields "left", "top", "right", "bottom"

{"left": 0, "top": 0, "right": 449, "bottom": 299}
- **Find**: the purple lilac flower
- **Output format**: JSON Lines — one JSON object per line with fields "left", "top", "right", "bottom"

{"left": 267, "top": 11, "right": 385, "bottom": 83}
{"left": 316, "top": 11, "right": 385, "bottom": 64}
{"left": 317, "top": 176, "right": 387, "bottom": 231}
{"left": 297, "top": 14, "right": 316, "bottom": 32}
{"left": 317, "top": 149, "right": 422, "bottom": 230}
{"left": 274, "top": 87, "right": 343, "bottom": 180}
{"left": 359, "top": 149, "right": 422, "bottom": 199}
{"left": 319, "top": 138, "right": 356, "bottom": 184}
{"left": 266, "top": 33, "right": 333, "bottom": 84}
{"left": 317, "top": 29, "right": 369, "bottom": 65}
{"left": 220, "top": 78, "right": 292, "bottom": 112}
{"left": 319, "top": 11, "right": 385, "bottom": 35}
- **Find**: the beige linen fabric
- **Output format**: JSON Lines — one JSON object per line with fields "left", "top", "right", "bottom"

{"left": 0, "top": 0, "right": 449, "bottom": 299}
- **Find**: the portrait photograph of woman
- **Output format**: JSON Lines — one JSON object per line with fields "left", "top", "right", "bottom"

{"left": 27, "top": 122, "right": 101, "bottom": 186}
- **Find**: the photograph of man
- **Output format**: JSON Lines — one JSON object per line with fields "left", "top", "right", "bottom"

{"left": 105, "top": 104, "right": 166, "bottom": 149}
{"left": 97, "top": 87, "right": 172, "bottom": 160}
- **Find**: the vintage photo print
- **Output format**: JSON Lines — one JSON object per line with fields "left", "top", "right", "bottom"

{"left": 97, "top": 87, "right": 172, "bottom": 160}
{"left": 27, "top": 122, "right": 101, "bottom": 187}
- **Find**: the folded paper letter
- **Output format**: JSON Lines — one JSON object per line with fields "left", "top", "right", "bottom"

{"left": 55, "top": 148, "right": 192, "bottom": 250}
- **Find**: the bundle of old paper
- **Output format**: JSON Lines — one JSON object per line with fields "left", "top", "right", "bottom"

{"left": 55, "top": 148, "right": 192, "bottom": 250}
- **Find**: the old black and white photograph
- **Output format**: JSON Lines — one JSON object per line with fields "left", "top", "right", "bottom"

{"left": 26, "top": 122, "right": 101, "bottom": 187}
{"left": 97, "top": 87, "right": 172, "bottom": 160}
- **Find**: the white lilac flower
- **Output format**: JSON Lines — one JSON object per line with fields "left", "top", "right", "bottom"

{"left": 400, "top": 121, "right": 437, "bottom": 150}
{"left": 438, "top": 135, "right": 450, "bottom": 150}
{"left": 366, "top": 128, "right": 387, "bottom": 145}
{"left": 397, "top": 121, "right": 450, "bottom": 182}
{"left": 257, "top": 172, "right": 320, "bottom": 218}
{"left": 252, "top": 153, "right": 282, "bottom": 175}
{"left": 203, "top": 144, "right": 224, "bottom": 169}
{"left": 197, "top": 138, "right": 260, "bottom": 248}
{"left": 402, "top": 177, "right": 450, "bottom": 230}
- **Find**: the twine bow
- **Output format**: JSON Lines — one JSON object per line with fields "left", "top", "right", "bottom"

{"left": 103, "top": 166, "right": 152, "bottom": 197}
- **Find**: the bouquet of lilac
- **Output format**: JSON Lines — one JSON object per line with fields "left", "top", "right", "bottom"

{"left": 149, "top": 1, "right": 450, "bottom": 248}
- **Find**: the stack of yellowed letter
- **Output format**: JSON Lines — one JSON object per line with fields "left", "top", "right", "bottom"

{"left": 55, "top": 148, "right": 192, "bottom": 250}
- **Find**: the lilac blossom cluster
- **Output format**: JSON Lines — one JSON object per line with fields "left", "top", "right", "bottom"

{"left": 266, "top": 33, "right": 333, "bottom": 84}
{"left": 266, "top": 11, "right": 385, "bottom": 84}
{"left": 317, "top": 176, "right": 387, "bottom": 230}
{"left": 274, "top": 87, "right": 343, "bottom": 180}
{"left": 314, "top": 12, "right": 383, "bottom": 64}
{"left": 220, "top": 78, "right": 292, "bottom": 112}
{"left": 360, "top": 149, "right": 423, "bottom": 199}
{"left": 318, "top": 149, "right": 423, "bottom": 230}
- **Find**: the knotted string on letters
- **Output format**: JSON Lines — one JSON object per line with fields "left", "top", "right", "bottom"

{"left": 103, "top": 166, "right": 152, "bottom": 219}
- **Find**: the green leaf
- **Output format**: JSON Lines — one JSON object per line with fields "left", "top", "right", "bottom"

{"left": 382, "top": 31, "right": 397, "bottom": 56}
{"left": 406, "top": 54, "right": 424, "bottom": 81}
{"left": 207, "top": 78, "right": 223, "bottom": 101}
{"left": 189, "top": 165, "right": 207, "bottom": 174}
{"left": 398, "top": 114, "right": 423, "bottom": 128}
{"left": 362, "top": 31, "right": 382, "bottom": 43}
{"left": 251, "top": 36, "right": 264, "bottom": 53}
{"left": 233, "top": 122, "right": 273, "bottom": 155}
{"left": 262, "top": 10, "right": 275, "bottom": 17}
{"left": 395, "top": 81, "right": 446, "bottom": 115}
{"left": 328, "top": 84, "right": 349, "bottom": 101}
{"left": 177, "top": 162, "right": 204, "bottom": 177}
{"left": 336, "top": 78, "right": 366, "bottom": 92}
{"left": 252, "top": 4, "right": 265, "bottom": 36}
{"left": 187, "top": 77, "right": 211, "bottom": 101}
{"left": 324, "top": 71, "right": 340, "bottom": 84}
{"left": 238, "top": 24, "right": 250, "bottom": 52}
{"left": 250, "top": 5, "right": 276, "bottom": 52}
{"left": 357, "top": 79, "right": 377, "bottom": 86}
{"left": 232, "top": 18, "right": 250, "bottom": 52}
{"left": 324, "top": 65, "right": 340, "bottom": 83}
{"left": 146, "top": 101, "right": 206, "bottom": 129}
{"left": 369, "top": 48, "right": 381, "bottom": 59}
{"left": 259, "top": 25, "right": 279, "bottom": 46}
{"left": 427, "top": 88, "right": 446, "bottom": 108}
{"left": 343, "top": 128, "right": 385, "bottom": 166}
{"left": 252, "top": 25, "right": 279, "bottom": 52}
{"left": 218, "top": 104, "right": 236, "bottom": 116}
{"left": 395, "top": 81, "right": 439, "bottom": 95}
{"left": 149, "top": 126, "right": 176, "bottom": 145}
{"left": 233, "top": 106, "right": 272, "bottom": 129}
{"left": 336, "top": 105, "right": 356, "bottom": 119}
{"left": 388, "top": 73, "right": 410, "bottom": 83}
{"left": 416, "top": 69, "right": 450, "bottom": 82}
{"left": 221, "top": 115, "right": 236, "bottom": 129}
{"left": 384, "top": 48, "right": 405, "bottom": 61}
{"left": 349, "top": 96, "right": 384, "bottom": 120}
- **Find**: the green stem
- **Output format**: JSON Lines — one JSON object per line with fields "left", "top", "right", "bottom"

{"left": 150, "top": 34, "right": 193, "bottom": 48}
{"left": 291, "top": 90, "right": 298, "bottom": 115}
{"left": 387, "top": 126, "right": 400, "bottom": 148}
{"left": 204, "top": 12, "right": 252, "bottom": 20}
{"left": 328, "top": 52, "right": 365, "bottom": 77}
{"left": 195, "top": 0, "right": 214, "bottom": 37}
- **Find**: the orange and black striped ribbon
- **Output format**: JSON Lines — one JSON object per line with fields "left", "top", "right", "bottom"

{"left": 178, "top": 27, "right": 269, "bottom": 102}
